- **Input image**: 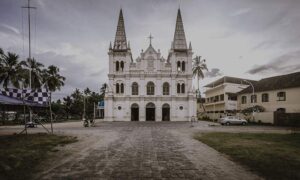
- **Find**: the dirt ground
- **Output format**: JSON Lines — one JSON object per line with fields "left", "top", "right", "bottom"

{"left": 0, "top": 121, "right": 292, "bottom": 179}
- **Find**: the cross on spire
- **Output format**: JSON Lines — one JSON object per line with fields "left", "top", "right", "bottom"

{"left": 148, "top": 33, "right": 154, "bottom": 46}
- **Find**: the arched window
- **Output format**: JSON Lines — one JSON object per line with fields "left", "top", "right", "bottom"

{"left": 116, "top": 83, "right": 120, "bottom": 93}
{"left": 163, "top": 82, "right": 169, "bottom": 95}
{"left": 177, "top": 61, "right": 181, "bottom": 71}
{"left": 147, "top": 82, "right": 155, "bottom": 95}
{"left": 277, "top": 92, "right": 286, "bottom": 101}
{"left": 177, "top": 83, "right": 181, "bottom": 93}
{"left": 181, "top": 83, "right": 185, "bottom": 93}
{"left": 262, "top": 93, "right": 269, "bottom": 102}
{"left": 181, "top": 61, "right": 185, "bottom": 72}
{"left": 241, "top": 96, "right": 247, "bottom": 104}
{"left": 116, "top": 61, "right": 119, "bottom": 71}
{"left": 120, "top": 61, "right": 124, "bottom": 71}
{"left": 251, "top": 94, "right": 257, "bottom": 103}
{"left": 120, "top": 83, "right": 124, "bottom": 93}
{"left": 132, "top": 82, "right": 138, "bottom": 95}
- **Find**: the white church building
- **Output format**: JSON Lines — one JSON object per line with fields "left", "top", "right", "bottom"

{"left": 104, "top": 9, "right": 197, "bottom": 121}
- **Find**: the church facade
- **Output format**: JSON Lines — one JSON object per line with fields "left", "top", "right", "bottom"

{"left": 104, "top": 9, "right": 197, "bottom": 121}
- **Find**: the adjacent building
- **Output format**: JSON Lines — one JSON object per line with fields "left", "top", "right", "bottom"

{"left": 104, "top": 9, "right": 197, "bottom": 121}
{"left": 202, "top": 77, "right": 254, "bottom": 120}
{"left": 237, "top": 72, "right": 300, "bottom": 123}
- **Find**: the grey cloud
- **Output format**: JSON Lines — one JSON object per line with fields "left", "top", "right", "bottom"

{"left": 205, "top": 68, "right": 222, "bottom": 78}
{"left": 247, "top": 50, "right": 300, "bottom": 75}
{"left": 0, "top": 24, "right": 20, "bottom": 35}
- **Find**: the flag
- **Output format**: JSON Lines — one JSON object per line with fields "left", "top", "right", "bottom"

{"left": 0, "top": 88, "right": 50, "bottom": 105}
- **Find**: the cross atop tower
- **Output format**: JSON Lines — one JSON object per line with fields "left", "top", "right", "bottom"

{"left": 148, "top": 33, "right": 154, "bottom": 46}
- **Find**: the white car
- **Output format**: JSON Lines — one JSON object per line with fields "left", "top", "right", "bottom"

{"left": 219, "top": 116, "right": 247, "bottom": 126}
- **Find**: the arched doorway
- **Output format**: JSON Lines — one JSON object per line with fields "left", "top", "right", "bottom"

{"left": 146, "top": 102, "right": 155, "bottom": 121}
{"left": 131, "top": 103, "right": 139, "bottom": 121}
{"left": 162, "top": 103, "right": 170, "bottom": 121}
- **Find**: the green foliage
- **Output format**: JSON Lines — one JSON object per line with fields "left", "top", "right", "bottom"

{"left": 241, "top": 105, "right": 265, "bottom": 115}
{"left": 195, "top": 132, "right": 300, "bottom": 180}
{"left": 0, "top": 48, "right": 66, "bottom": 91}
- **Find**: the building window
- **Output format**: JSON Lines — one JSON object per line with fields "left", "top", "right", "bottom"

{"left": 215, "top": 95, "right": 219, "bottom": 102}
{"left": 210, "top": 97, "right": 214, "bottom": 102}
{"left": 251, "top": 95, "right": 257, "bottom": 103}
{"left": 147, "top": 82, "right": 155, "bottom": 95}
{"left": 177, "top": 83, "right": 181, "bottom": 93}
{"left": 262, "top": 93, "right": 269, "bottom": 102}
{"left": 163, "top": 82, "right": 170, "bottom": 95}
{"left": 220, "top": 94, "right": 224, "bottom": 101}
{"left": 132, "top": 82, "right": 138, "bottom": 95}
{"left": 118, "top": 106, "right": 122, "bottom": 110}
{"left": 276, "top": 108, "right": 286, "bottom": 113}
{"left": 181, "top": 84, "right": 185, "bottom": 93}
{"left": 120, "top": 61, "right": 124, "bottom": 71}
{"left": 181, "top": 61, "right": 185, "bottom": 72}
{"left": 241, "top": 96, "right": 247, "bottom": 104}
{"left": 120, "top": 83, "right": 124, "bottom": 93}
{"left": 277, "top": 92, "right": 286, "bottom": 101}
{"left": 177, "top": 61, "right": 181, "bottom": 71}
{"left": 116, "top": 61, "right": 119, "bottom": 71}
{"left": 207, "top": 98, "right": 210, "bottom": 103}
{"left": 179, "top": 106, "right": 183, "bottom": 110}
{"left": 116, "top": 83, "right": 120, "bottom": 94}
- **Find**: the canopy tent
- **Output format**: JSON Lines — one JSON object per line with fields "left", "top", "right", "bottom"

{"left": 0, "top": 94, "right": 47, "bottom": 107}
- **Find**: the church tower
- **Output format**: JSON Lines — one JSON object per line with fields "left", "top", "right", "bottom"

{"left": 168, "top": 8, "right": 196, "bottom": 120}
{"left": 106, "top": 9, "right": 133, "bottom": 121}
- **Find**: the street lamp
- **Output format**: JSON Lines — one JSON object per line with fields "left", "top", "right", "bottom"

{"left": 243, "top": 79, "right": 255, "bottom": 121}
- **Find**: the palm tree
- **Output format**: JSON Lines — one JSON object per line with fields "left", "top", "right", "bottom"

{"left": 21, "top": 58, "right": 44, "bottom": 89}
{"left": 192, "top": 56, "right": 208, "bottom": 99}
{"left": 42, "top": 65, "right": 66, "bottom": 92}
{"left": 100, "top": 83, "right": 107, "bottom": 97}
{"left": 63, "top": 96, "right": 72, "bottom": 119}
{"left": 0, "top": 49, "right": 24, "bottom": 88}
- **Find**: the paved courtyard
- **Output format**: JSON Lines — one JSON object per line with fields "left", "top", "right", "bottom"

{"left": 1, "top": 121, "right": 291, "bottom": 179}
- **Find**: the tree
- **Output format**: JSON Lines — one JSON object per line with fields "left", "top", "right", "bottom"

{"left": 42, "top": 65, "right": 66, "bottom": 91}
{"left": 21, "top": 58, "right": 44, "bottom": 89}
{"left": 63, "top": 96, "right": 72, "bottom": 119}
{"left": 192, "top": 56, "right": 208, "bottom": 99}
{"left": 0, "top": 49, "right": 24, "bottom": 88}
{"left": 100, "top": 83, "right": 107, "bottom": 97}
{"left": 70, "top": 88, "right": 84, "bottom": 118}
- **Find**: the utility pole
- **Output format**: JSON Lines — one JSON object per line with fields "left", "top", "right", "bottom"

{"left": 243, "top": 80, "right": 255, "bottom": 121}
{"left": 22, "top": 0, "right": 36, "bottom": 124}
{"left": 22, "top": 0, "right": 36, "bottom": 88}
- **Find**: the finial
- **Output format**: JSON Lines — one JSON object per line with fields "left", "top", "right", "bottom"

{"left": 148, "top": 33, "right": 154, "bottom": 46}
{"left": 109, "top": 42, "right": 112, "bottom": 49}
{"left": 128, "top": 41, "right": 130, "bottom": 49}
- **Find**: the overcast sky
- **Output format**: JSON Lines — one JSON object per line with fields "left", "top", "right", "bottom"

{"left": 1, "top": 0, "right": 300, "bottom": 99}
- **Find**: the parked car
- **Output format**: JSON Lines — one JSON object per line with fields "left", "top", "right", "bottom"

{"left": 219, "top": 116, "right": 247, "bottom": 125}
{"left": 26, "top": 121, "right": 38, "bottom": 128}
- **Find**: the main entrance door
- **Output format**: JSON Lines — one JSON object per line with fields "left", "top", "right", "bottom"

{"left": 146, "top": 102, "right": 155, "bottom": 121}
{"left": 162, "top": 103, "right": 170, "bottom": 121}
{"left": 131, "top": 103, "right": 139, "bottom": 121}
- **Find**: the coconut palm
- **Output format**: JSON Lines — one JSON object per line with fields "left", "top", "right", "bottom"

{"left": 0, "top": 49, "right": 24, "bottom": 88}
{"left": 21, "top": 58, "right": 44, "bottom": 89}
{"left": 42, "top": 65, "right": 66, "bottom": 92}
{"left": 100, "top": 83, "right": 107, "bottom": 97}
{"left": 192, "top": 56, "right": 208, "bottom": 99}
{"left": 63, "top": 96, "right": 72, "bottom": 119}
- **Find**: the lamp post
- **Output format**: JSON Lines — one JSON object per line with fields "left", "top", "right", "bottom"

{"left": 243, "top": 79, "right": 255, "bottom": 121}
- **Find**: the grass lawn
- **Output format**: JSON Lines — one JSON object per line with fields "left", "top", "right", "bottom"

{"left": 194, "top": 132, "right": 300, "bottom": 180}
{"left": 0, "top": 133, "right": 77, "bottom": 180}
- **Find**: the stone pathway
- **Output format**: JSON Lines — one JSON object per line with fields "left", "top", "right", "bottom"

{"left": 32, "top": 122, "right": 262, "bottom": 179}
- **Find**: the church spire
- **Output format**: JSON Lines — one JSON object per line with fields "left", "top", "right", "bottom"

{"left": 172, "top": 9, "right": 187, "bottom": 51}
{"left": 113, "top": 9, "right": 127, "bottom": 50}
